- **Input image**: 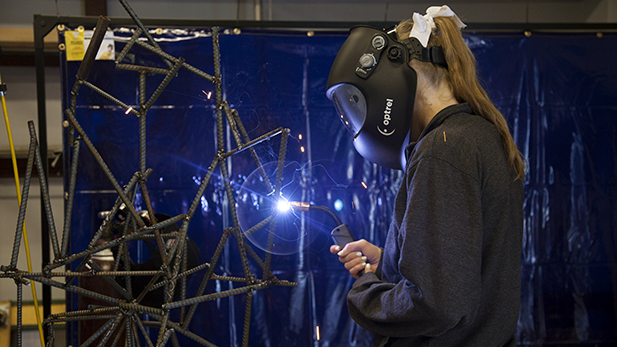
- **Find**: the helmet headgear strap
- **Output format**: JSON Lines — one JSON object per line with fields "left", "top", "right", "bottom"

{"left": 393, "top": 5, "right": 466, "bottom": 68}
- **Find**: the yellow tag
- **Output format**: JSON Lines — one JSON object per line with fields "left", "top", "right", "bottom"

{"left": 65, "top": 30, "right": 85, "bottom": 61}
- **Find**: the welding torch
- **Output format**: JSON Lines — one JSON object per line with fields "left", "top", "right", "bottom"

{"left": 289, "top": 201, "right": 365, "bottom": 276}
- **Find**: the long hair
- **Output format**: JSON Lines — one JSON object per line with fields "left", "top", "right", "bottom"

{"left": 397, "top": 17, "right": 526, "bottom": 180}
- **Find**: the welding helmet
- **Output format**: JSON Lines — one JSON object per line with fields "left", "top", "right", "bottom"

{"left": 326, "top": 25, "right": 447, "bottom": 170}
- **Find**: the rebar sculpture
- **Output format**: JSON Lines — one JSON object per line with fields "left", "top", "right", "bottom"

{"left": 1, "top": 0, "right": 297, "bottom": 346}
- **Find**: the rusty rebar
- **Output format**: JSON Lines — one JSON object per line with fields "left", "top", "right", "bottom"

{"left": 77, "top": 16, "right": 111, "bottom": 81}
{"left": 28, "top": 121, "right": 61, "bottom": 261}
{"left": 139, "top": 70, "right": 147, "bottom": 173}
{"left": 117, "top": 63, "right": 169, "bottom": 75}
{"left": 242, "top": 291, "right": 253, "bottom": 347}
{"left": 183, "top": 227, "right": 231, "bottom": 327}
{"left": 96, "top": 313, "right": 125, "bottom": 347}
{"left": 61, "top": 137, "right": 80, "bottom": 257}
{"left": 219, "top": 127, "right": 285, "bottom": 159}
{"left": 47, "top": 213, "right": 183, "bottom": 272}
{"left": 17, "top": 282, "right": 22, "bottom": 347}
{"left": 213, "top": 27, "right": 224, "bottom": 153}
{"left": 118, "top": 0, "right": 173, "bottom": 69}
{"left": 79, "top": 316, "right": 116, "bottom": 347}
{"left": 110, "top": 319, "right": 127, "bottom": 347}
{"left": 64, "top": 109, "right": 146, "bottom": 229}
{"left": 133, "top": 40, "right": 215, "bottom": 83}
{"left": 143, "top": 57, "right": 184, "bottom": 112}
{"left": 163, "top": 283, "right": 263, "bottom": 310}
{"left": 148, "top": 262, "right": 210, "bottom": 292}
{"left": 10, "top": 137, "right": 35, "bottom": 268}
{"left": 132, "top": 314, "right": 155, "bottom": 347}
{"left": 264, "top": 128, "right": 290, "bottom": 278}
{"left": 218, "top": 158, "right": 253, "bottom": 280}
{"left": 31, "top": 276, "right": 122, "bottom": 305}
{"left": 80, "top": 80, "right": 140, "bottom": 116}
{"left": 156, "top": 311, "right": 170, "bottom": 346}
{"left": 115, "top": 28, "right": 143, "bottom": 64}
{"left": 88, "top": 260, "right": 132, "bottom": 301}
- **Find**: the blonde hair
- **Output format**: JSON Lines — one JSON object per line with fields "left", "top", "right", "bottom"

{"left": 397, "top": 17, "right": 526, "bottom": 180}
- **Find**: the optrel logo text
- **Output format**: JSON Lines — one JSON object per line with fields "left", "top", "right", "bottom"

{"left": 377, "top": 98, "right": 395, "bottom": 136}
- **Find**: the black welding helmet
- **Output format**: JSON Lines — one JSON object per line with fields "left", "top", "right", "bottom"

{"left": 326, "top": 25, "right": 447, "bottom": 170}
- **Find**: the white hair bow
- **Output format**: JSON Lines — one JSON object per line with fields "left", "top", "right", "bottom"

{"left": 410, "top": 5, "right": 466, "bottom": 47}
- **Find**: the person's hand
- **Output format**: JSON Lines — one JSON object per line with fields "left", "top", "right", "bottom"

{"left": 330, "top": 239, "right": 381, "bottom": 279}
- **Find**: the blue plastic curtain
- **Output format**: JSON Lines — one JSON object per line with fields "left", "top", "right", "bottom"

{"left": 60, "top": 27, "right": 617, "bottom": 346}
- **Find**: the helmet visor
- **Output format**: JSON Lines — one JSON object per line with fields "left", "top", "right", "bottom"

{"left": 327, "top": 83, "right": 367, "bottom": 136}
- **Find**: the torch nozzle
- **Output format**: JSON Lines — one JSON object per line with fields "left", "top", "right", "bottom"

{"left": 289, "top": 201, "right": 310, "bottom": 211}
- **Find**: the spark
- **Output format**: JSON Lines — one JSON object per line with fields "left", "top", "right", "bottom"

{"left": 298, "top": 134, "right": 303, "bottom": 140}
{"left": 361, "top": 181, "right": 367, "bottom": 189}
{"left": 202, "top": 90, "right": 212, "bottom": 99}
{"left": 125, "top": 106, "right": 133, "bottom": 114}
{"left": 277, "top": 199, "right": 292, "bottom": 212}
{"left": 316, "top": 326, "right": 320, "bottom": 341}
{"left": 300, "top": 146, "right": 305, "bottom": 153}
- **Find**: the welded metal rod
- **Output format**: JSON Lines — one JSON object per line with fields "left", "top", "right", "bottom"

{"left": 148, "top": 262, "right": 210, "bottom": 292}
{"left": 80, "top": 316, "right": 115, "bottom": 347}
{"left": 115, "top": 28, "right": 143, "bottom": 64}
{"left": 64, "top": 109, "right": 146, "bottom": 229}
{"left": 156, "top": 311, "right": 170, "bottom": 346}
{"left": 264, "top": 128, "right": 290, "bottom": 277}
{"left": 46, "top": 213, "right": 185, "bottom": 271}
{"left": 80, "top": 80, "right": 140, "bottom": 116}
{"left": 166, "top": 157, "right": 219, "bottom": 262}
{"left": 218, "top": 159, "right": 252, "bottom": 279}
{"left": 10, "top": 137, "right": 35, "bottom": 268}
{"left": 213, "top": 27, "right": 224, "bottom": 153}
{"left": 118, "top": 302, "right": 165, "bottom": 317}
{"left": 28, "top": 121, "right": 61, "bottom": 260}
{"left": 163, "top": 284, "right": 262, "bottom": 310}
{"left": 96, "top": 313, "right": 124, "bottom": 347}
{"left": 183, "top": 227, "right": 231, "bottom": 327}
{"left": 162, "top": 320, "right": 216, "bottom": 347}
{"left": 118, "top": 0, "right": 173, "bottom": 68}
{"left": 117, "top": 63, "right": 169, "bottom": 75}
{"left": 48, "top": 306, "right": 118, "bottom": 319}
{"left": 143, "top": 57, "right": 184, "bottom": 112}
{"left": 231, "top": 107, "right": 274, "bottom": 192}
{"left": 88, "top": 260, "right": 132, "bottom": 301}
{"left": 77, "top": 16, "right": 111, "bottom": 81}
{"left": 31, "top": 276, "right": 122, "bottom": 305}
{"left": 242, "top": 291, "right": 253, "bottom": 347}
{"left": 24, "top": 270, "right": 163, "bottom": 277}
{"left": 219, "top": 127, "right": 285, "bottom": 159}
{"left": 17, "top": 282, "right": 22, "bottom": 347}
{"left": 61, "top": 137, "right": 80, "bottom": 257}
{"left": 158, "top": 329, "right": 174, "bottom": 347}
{"left": 110, "top": 319, "right": 127, "bottom": 347}
{"left": 132, "top": 314, "right": 155, "bottom": 347}
{"left": 88, "top": 170, "right": 146, "bottom": 249}
{"left": 46, "top": 315, "right": 118, "bottom": 323}
{"left": 134, "top": 40, "right": 215, "bottom": 83}
{"left": 170, "top": 331, "right": 181, "bottom": 347}
{"left": 139, "top": 71, "right": 147, "bottom": 172}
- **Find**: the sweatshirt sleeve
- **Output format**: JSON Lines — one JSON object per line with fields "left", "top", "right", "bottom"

{"left": 347, "top": 155, "right": 483, "bottom": 338}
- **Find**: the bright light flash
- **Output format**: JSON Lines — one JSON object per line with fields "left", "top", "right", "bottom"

{"left": 300, "top": 146, "right": 305, "bottom": 153}
{"left": 334, "top": 199, "right": 343, "bottom": 211}
{"left": 316, "top": 326, "right": 320, "bottom": 341}
{"left": 125, "top": 106, "right": 133, "bottom": 115}
{"left": 298, "top": 134, "right": 303, "bottom": 140}
{"left": 277, "top": 199, "right": 292, "bottom": 212}
{"left": 202, "top": 90, "right": 212, "bottom": 99}
{"left": 361, "top": 181, "right": 368, "bottom": 189}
